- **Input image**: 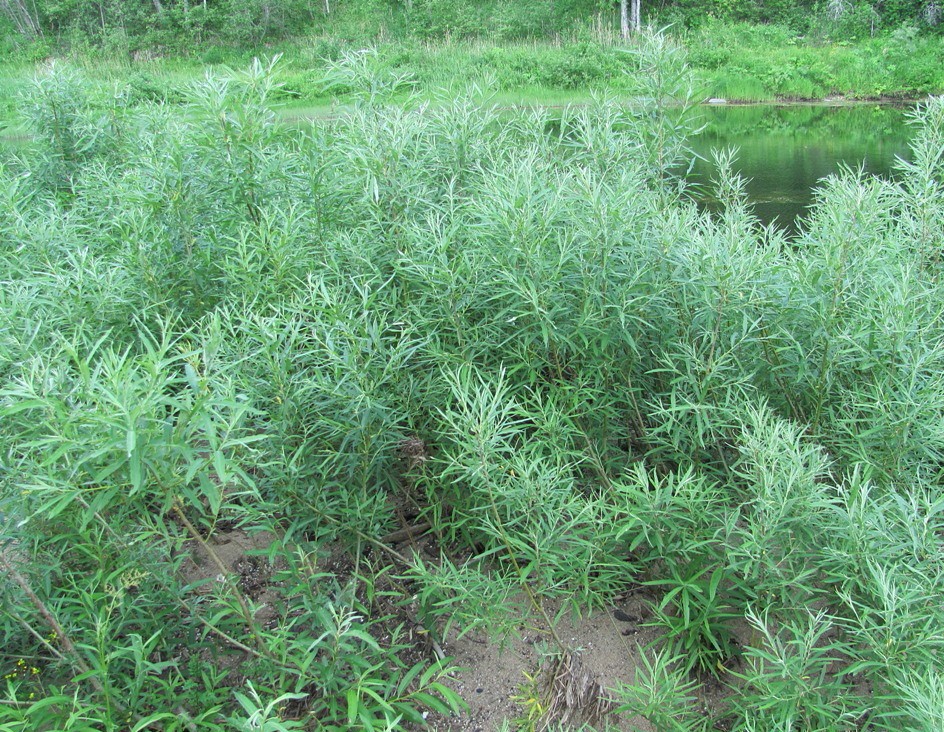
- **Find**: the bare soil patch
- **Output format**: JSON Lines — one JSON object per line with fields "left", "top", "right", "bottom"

{"left": 172, "top": 525, "right": 736, "bottom": 730}
{"left": 426, "top": 590, "right": 732, "bottom": 731}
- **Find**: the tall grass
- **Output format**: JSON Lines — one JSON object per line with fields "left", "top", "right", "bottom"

{"left": 1, "top": 37, "right": 944, "bottom": 730}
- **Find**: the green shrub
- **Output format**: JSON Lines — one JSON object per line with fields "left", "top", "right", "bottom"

{"left": 2, "top": 46, "right": 944, "bottom": 732}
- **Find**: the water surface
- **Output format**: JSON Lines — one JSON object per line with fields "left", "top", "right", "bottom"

{"left": 687, "top": 104, "right": 914, "bottom": 234}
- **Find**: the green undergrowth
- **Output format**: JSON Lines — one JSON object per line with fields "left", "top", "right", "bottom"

{"left": 2, "top": 35, "right": 944, "bottom": 731}
{"left": 690, "top": 21, "right": 944, "bottom": 100}
{"left": 1, "top": 23, "right": 944, "bottom": 136}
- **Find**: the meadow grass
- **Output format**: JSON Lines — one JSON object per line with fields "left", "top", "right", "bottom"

{"left": 689, "top": 21, "right": 944, "bottom": 99}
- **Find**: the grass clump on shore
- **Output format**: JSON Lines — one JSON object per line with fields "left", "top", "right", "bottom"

{"left": 2, "top": 35, "right": 944, "bottom": 730}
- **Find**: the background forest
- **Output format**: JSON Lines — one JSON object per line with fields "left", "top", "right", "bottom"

{"left": 1, "top": 0, "right": 943, "bottom": 58}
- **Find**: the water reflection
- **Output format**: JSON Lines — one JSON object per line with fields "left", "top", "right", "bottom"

{"left": 687, "top": 104, "right": 914, "bottom": 235}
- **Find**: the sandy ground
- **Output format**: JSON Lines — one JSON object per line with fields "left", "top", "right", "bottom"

{"left": 424, "top": 590, "right": 731, "bottom": 731}
{"left": 179, "top": 528, "right": 732, "bottom": 731}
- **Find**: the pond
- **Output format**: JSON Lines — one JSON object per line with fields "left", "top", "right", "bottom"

{"left": 686, "top": 103, "right": 914, "bottom": 235}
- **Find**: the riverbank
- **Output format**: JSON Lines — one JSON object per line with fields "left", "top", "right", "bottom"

{"left": 689, "top": 22, "right": 944, "bottom": 101}
{"left": 0, "top": 24, "right": 942, "bottom": 138}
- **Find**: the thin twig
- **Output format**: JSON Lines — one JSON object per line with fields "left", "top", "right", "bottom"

{"left": 6, "top": 608, "right": 69, "bottom": 664}
{"left": 380, "top": 521, "right": 432, "bottom": 545}
{"left": 0, "top": 553, "right": 159, "bottom": 728}
{"left": 170, "top": 503, "right": 267, "bottom": 654}
{"left": 0, "top": 553, "right": 104, "bottom": 695}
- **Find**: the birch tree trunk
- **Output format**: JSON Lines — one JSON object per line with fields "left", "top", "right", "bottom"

{"left": 1, "top": 0, "right": 43, "bottom": 38}
{"left": 631, "top": 0, "right": 641, "bottom": 32}
{"left": 620, "top": 0, "right": 629, "bottom": 39}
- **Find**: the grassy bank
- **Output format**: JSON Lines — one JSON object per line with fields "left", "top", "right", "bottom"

{"left": 1, "top": 24, "right": 943, "bottom": 138}
{"left": 688, "top": 21, "right": 944, "bottom": 100}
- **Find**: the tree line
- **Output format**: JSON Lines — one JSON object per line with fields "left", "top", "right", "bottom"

{"left": 1, "top": 0, "right": 941, "bottom": 58}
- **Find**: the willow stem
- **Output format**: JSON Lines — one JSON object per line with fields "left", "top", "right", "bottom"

{"left": 171, "top": 504, "right": 267, "bottom": 654}
{"left": 0, "top": 553, "right": 120, "bottom": 710}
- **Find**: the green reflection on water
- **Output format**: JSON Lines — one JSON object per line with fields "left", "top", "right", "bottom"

{"left": 687, "top": 104, "right": 914, "bottom": 234}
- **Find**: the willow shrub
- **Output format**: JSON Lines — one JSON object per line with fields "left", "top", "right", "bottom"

{"left": 2, "top": 42, "right": 944, "bottom": 730}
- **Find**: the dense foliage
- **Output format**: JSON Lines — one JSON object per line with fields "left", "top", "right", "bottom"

{"left": 1, "top": 0, "right": 942, "bottom": 57}
{"left": 2, "top": 39, "right": 944, "bottom": 730}
{"left": 2, "top": 27, "right": 943, "bottom": 143}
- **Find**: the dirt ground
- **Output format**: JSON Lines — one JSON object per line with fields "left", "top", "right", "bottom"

{"left": 423, "top": 590, "right": 731, "bottom": 732}
{"left": 179, "top": 527, "right": 733, "bottom": 731}
{"left": 425, "top": 593, "right": 661, "bottom": 732}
